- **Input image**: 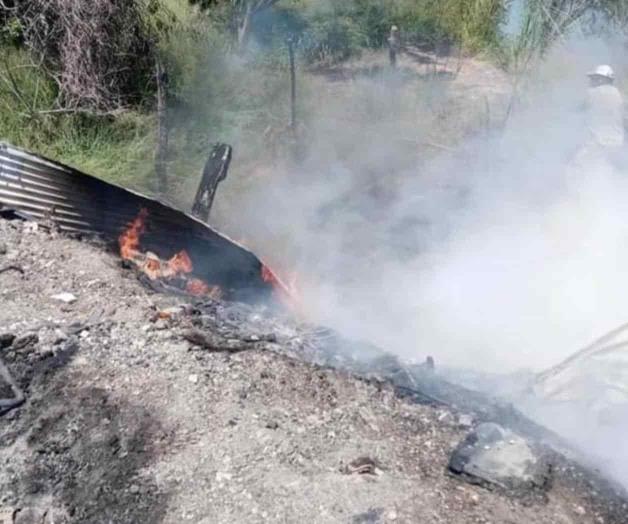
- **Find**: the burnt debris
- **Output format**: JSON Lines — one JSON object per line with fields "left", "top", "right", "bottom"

{"left": 0, "top": 142, "right": 278, "bottom": 304}
{"left": 2, "top": 213, "right": 628, "bottom": 522}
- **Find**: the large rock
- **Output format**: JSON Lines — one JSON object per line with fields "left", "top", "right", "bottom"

{"left": 449, "top": 423, "right": 550, "bottom": 492}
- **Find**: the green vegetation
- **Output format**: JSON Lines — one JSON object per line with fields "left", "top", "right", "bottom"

{"left": 0, "top": 0, "right": 626, "bottom": 199}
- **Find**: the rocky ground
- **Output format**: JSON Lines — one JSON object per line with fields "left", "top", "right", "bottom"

{"left": 1, "top": 215, "right": 628, "bottom": 524}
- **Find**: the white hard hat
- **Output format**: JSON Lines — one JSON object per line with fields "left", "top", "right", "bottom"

{"left": 587, "top": 64, "right": 615, "bottom": 80}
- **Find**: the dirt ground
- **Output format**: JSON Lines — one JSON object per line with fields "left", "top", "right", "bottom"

{"left": 1, "top": 216, "right": 628, "bottom": 523}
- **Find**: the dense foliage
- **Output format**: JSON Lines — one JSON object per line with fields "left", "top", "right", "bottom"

{"left": 0, "top": 0, "right": 626, "bottom": 192}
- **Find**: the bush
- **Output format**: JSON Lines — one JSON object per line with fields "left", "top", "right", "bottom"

{"left": 14, "top": 0, "right": 157, "bottom": 111}
{"left": 238, "top": 0, "right": 507, "bottom": 66}
{"left": 300, "top": 12, "right": 365, "bottom": 65}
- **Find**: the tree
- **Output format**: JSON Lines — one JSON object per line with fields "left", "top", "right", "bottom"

{"left": 518, "top": 0, "right": 628, "bottom": 52}
{"left": 189, "top": 0, "right": 280, "bottom": 49}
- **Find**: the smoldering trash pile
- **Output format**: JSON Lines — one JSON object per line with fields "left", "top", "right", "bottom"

{"left": 1, "top": 147, "right": 628, "bottom": 523}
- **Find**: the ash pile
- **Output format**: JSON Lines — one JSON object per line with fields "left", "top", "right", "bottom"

{"left": 1, "top": 148, "right": 628, "bottom": 523}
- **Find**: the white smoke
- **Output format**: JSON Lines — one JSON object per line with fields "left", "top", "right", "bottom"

{"left": 212, "top": 34, "right": 628, "bottom": 484}
{"left": 218, "top": 38, "right": 627, "bottom": 372}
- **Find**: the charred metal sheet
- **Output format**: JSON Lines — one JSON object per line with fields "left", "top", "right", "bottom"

{"left": 0, "top": 142, "right": 274, "bottom": 302}
{"left": 192, "top": 143, "right": 232, "bottom": 223}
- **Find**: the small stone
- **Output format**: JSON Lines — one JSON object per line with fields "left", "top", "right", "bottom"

{"left": 574, "top": 506, "right": 586, "bottom": 516}
{"left": 215, "top": 471, "right": 232, "bottom": 482}
{"left": 0, "top": 507, "right": 15, "bottom": 524}
{"left": 188, "top": 374, "right": 199, "bottom": 384}
{"left": 438, "top": 411, "right": 454, "bottom": 424}
{"left": 265, "top": 420, "right": 279, "bottom": 430}
{"left": 0, "top": 333, "right": 15, "bottom": 349}
{"left": 23, "top": 222, "right": 38, "bottom": 233}
{"left": 51, "top": 292, "right": 77, "bottom": 304}
{"left": 0, "top": 242, "right": 7, "bottom": 255}
{"left": 14, "top": 507, "right": 44, "bottom": 524}
{"left": 449, "top": 424, "right": 548, "bottom": 491}
{"left": 129, "top": 484, "right": 140, "bottom": 494}
{"left": 153, "top": 320, "right": 167, "bottom": 331}
{"left": 387, "top": 510, "right": 398, "bottom": 521}
{"left": 345, "top": 456, "right": 382, "bottom": 475}
{"left": 457, "top": 414, "right": 474, "bottom": 428}
{"left": 53, "top": 329, "right": 68, "bottom": 344}
{"left": 38, "top": 348, "right": 54, "bottom": 359}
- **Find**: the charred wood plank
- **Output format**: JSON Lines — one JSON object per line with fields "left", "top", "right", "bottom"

{"left": 191, "top": 144, "right": 232, "bottom": 223}
{"left": 183, "top": 328, "right": 249, "bottom": 353}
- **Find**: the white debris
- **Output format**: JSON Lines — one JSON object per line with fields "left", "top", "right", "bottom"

{"left": 458, "top": 414, "right": 474, "bottom": 428}
{"left": 51, "top": 292, "right": 77, "bottom": 304}
{"left": 188, "top": 374, "right": 199, "bottom": 384}
{"left": 23, "top": 222, "right": 39, "bottom": 233}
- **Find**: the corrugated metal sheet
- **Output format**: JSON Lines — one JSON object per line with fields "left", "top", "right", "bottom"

{"left": 0, "top": 142, "right": 275, "bottom": 302}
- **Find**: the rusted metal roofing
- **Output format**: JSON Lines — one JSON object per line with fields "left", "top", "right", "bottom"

{"left": 0, "top": 142, "right": 274, "bottom": 302}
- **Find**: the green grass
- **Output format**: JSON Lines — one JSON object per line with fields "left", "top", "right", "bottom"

{"left": 0, "top": 0, "right": 509, "bottom": 202}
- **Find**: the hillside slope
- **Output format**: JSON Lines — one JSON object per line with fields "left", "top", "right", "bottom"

{"left": 1, "top": 214, "right": 627, "bottom": 523}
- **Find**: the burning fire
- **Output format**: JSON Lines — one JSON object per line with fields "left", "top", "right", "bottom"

{"left": 261, "top": 263, "right": 300, "bottom": 311}
{"left": 120, "top": 208, "right": 297, "bottom": 307}
{"left": 119, "top": 207, "right": 147, "bottom": 260}
{"left": 234, "top": 237, "right": 300, "bottom": 310}
{"left": 118, "top": 208, "right": 222, "bottom": 299}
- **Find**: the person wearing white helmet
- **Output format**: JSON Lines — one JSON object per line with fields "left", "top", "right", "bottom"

{"left": 388, "top": 25, "right": 401, "bottom": 67}
{"left": 585, "top": 64, "right": 624, "bottom": 149}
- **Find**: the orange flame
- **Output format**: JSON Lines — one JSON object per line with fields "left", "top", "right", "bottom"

{"left": 168, "top": 250, "right": 193, "bottom": 274}
{"left": 185, "top": 278, "right": 210, "bottom": 296}
{"left": 119, "top": 209, "right": 222, "bottom": 298}
{"left": 143, "top": 253, "right": 162, "bottom": 280}
{"left": 119, "top": 208, "right": 148, "bottom": 260}
{"left": 261, "top": 263, "right": 300, "bottom": 311}
{"left": 186, "top": 279, "right": 223, "bottom": 299}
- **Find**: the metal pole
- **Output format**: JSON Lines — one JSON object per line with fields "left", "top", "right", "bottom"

{"left": 288, "top": 37, "right": 296, "bottom": 130}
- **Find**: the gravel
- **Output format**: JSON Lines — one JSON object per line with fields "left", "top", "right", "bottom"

{"left": 1, "top": 216, "right": 627, "bottom": 524}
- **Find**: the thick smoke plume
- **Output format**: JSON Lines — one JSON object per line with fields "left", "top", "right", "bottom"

{"left": 217, "top": 38, "right": 626, "bottom": 372}
{"left": 211, "top": 36, "right": 628, "bottom": 485}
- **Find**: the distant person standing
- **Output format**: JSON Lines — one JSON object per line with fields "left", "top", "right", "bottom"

{"left": 388, "top": 25, "right": 401, "bottom": 68}
{"left": 573, "top": 65, "right": 626, "bottom": 172}
{"left": 585, "top": 65, "right": 624, "bottom": 149}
